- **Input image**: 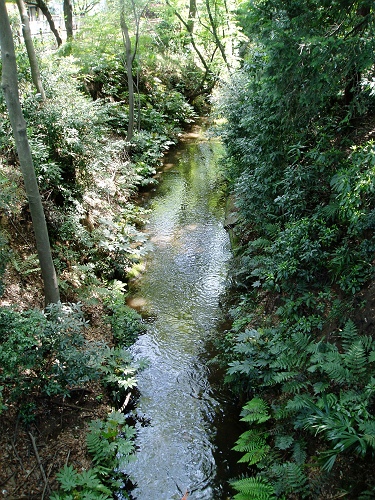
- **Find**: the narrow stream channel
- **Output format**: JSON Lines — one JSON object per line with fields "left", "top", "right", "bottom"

{"left": 125, "top": 126, "right": 240, "bottom": 499}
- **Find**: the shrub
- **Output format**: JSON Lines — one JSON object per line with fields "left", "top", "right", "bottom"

{"left": 51, "top": 410, "right": 136, "bottom": 499}
{"left": 0, "top": 302, "right": 141, "bottom": 404}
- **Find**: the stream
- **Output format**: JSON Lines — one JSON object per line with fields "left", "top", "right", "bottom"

{"left": 125, "top": 125, "right": 241, "bottom": 499}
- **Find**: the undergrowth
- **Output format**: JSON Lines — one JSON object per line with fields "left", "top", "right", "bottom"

{"left": 218, "top": 0, "right": 375, "bottom": 497}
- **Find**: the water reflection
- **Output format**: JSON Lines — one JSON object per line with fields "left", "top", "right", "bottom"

{"left": 124, "top": 133, "right": 233, "bottom": 499}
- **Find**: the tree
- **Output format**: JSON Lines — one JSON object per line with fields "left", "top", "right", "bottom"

{"left": 120, "top": 8, "right": 135, "bottom": 141}
{"left": 0, "top": 0, "right": 60, "bottom": 306}
{"left": 120, "top": 0, "right": 149, "bottom": 141}
{"left": 63, "top": 0, "right": 74, "bottom": 40}
{"left": 165, "top": 0, "right": 238, "bottom": 101}
{"left": 72, "top": 0, "right": 101, "bottom": 16}
{"left": 36, "top": 0, "right": 63, "bottom": 47}
{"left": 16, "top": 0, "right": 46, "bottom": 100}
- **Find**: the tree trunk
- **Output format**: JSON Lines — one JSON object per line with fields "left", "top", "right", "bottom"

{"left": 16, "top": 0, "right": 46, "bottom": 100}
{"left": 36, "top": 0, "right": 63, "bottom": 47}
{"left": 187, "top": 0, "right": 197, "bottom": 33}
{"left": 205, "top": 0, "right": 230, "bottom": 72}
{"left": 63, "top": 0, "right": 74, "bottom": 40}
{"left": 0, "top": 0, "right": 60, "bottom": 306}
{"left": 120, "top": 11, "right": 134, "bottom": 142}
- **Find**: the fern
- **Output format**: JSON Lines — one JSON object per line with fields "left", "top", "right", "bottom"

{"left": 285, "top": 394, "right": 314, "bottom": 414}
{"left": 339, "top": 319, "right": 359, "bottom": 351}
{"left": 240, "top": 398, "right": 270, "bottom": 424}
{"left": 359, "top": 421, "right": 375, "bottom": 448}
{"left": 271, "top": 462, "right": 308, "bottom": 496}
{"left": 274, "top": 434, "right": 294, "bottom": 450}
{"left": 233, "top": 429, "right": 270, "bottom": 465}
{"left": 51, "top": 466, "right": 112, "bottom": 500}
{"left": 291, "top": 331, "right": 312, "bottom": 350}
{"left": 231, "top": 476, "right": 276, "bottom": 500}
{"left": 54, "top": 411, "right": 136, "bottom": 498}
{"left": 345, "top": 341, "right": 367, "bottom": 379}
{"left": 323, "top": 360, "right": 351, "bottom": 384}
{"left": 86, "top": 430, "right": 116, "bottom": 465}
{"left": 292, "top": 441, "right": 307, "bottom": 465}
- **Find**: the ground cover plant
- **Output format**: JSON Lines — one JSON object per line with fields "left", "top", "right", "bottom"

{"left": 217, "top": 0, "right": 375, "bottom": 497}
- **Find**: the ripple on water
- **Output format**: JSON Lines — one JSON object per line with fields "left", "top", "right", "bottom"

{"left": 123, "top": 134, "right": 233, "bottom": 499}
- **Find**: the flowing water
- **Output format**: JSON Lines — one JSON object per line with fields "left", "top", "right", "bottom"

{"left": 125, "top": 126, "right": 241, "bottom": 500}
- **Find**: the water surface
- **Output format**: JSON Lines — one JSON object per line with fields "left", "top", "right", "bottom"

{"left": 125, "top": 128, "right": 237, "bottom": 499}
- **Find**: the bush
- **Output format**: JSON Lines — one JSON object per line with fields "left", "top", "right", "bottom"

{"left": 0, "top": 302, "right": 141, "bottom": 404}
{"left": 51, "top": 410, "right": 136, "bottom": 499}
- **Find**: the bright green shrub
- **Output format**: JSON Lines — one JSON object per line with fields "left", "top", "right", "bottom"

{"left": 103, "top": 281, "right": 146, "bottom": 346}
{"left": 0, "top": 302, "right": 141, "bottom": 405}
{"left": 51, "top": 411, "right": 136, "bottom": 499}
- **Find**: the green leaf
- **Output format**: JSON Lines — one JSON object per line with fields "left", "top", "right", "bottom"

{"left": 240, "top": 398, "right": 270, "bottom": 424}
{"left": 56, "top": 465, "right": 80, "bottom": 492}
{"left": 231, "top": 476, "right": 276, "bottom": 500}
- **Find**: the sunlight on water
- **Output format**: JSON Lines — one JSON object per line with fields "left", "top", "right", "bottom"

{"left": 124, "top": 133, "right": 233, "bottom": 500}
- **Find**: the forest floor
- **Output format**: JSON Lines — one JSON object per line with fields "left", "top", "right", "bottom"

{"left": 0, "top": 268, "right": 119, "bottom": 499}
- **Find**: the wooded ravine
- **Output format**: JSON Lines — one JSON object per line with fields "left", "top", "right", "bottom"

{"left": 1, "top": 0, "right": 375, "bottom": 498}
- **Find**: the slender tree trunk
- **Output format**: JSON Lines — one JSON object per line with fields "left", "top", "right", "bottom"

{"left": 205, "top": 0, "right": 230, "bottom": 72}
{"left": 187, "top": 0, "right": 197, "bottom": 34}
{"left": 120, "top": 10, "right": 134, "bottom": 142}
{"left": 63, "top": 0, "right": 73, "bottom": 40}
{"left": 36, "top": 0, "right": 63, "bottom": 47}
{"left": 16, "top": 0, "right": 46, "bottom": 100}
{"left": 0, "top": 0, "right": 60, "bottom": 306}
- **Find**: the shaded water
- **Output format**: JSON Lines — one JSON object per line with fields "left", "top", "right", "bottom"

{"left": 125, "top": 127, "right": 240, "bottom": 499}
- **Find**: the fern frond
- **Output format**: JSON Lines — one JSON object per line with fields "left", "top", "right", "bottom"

{"left": 86, "top": 432, "right": 116, "bottom": 464}
{"left": 344, "top": 341, "right": 367, "bottom": 379}
{"left": 292, "top": 441, "right": 307, "bottom": 465}
{"left": 233, "top": 429, "right": 271, "bottom": 465}
{"left": 233, "top": 429, "right": 267, "bottom": 451}
{"left": 238, "top": 444, "right": 271, "bottom": 465}
{"left": 249, "top": 237, "right": 272, "bottom": 250}
{"left": 359, "top": 421, "right": 375, "bottom": 449}
{"left": 340, "top": 320, "right": 358, "bottom": 350}
{"left": 313, "top": 381, "right": 330, "bottom": 394}
{"left": 291, "top": 332, "right": 312, "bottom": 350}
{"left": 323, "top": 360, "right": 350, "bottom": 384}
{"left": 240, "top": 398, "right": 270, "bottom": 424}
{"left": 272, "top": 371, "right": 299, "bottom": 384}
{"left": 285, "top": 394, "right": 313, "bottom": 414}
{"left": 231, "top": 476, "right": 276, "bottom": 500}
{"left": 274, "top": 434, "right": 294, "bottom": 450}
{"left": 271, "top": 462, "right": 308, "bottom": 494}
{"left": 282, "top": 379, "right": 309, "bottom": 394}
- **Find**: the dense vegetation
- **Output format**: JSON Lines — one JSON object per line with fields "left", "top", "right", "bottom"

{"left": 0, "top": 0, "right": 237, "bottom": 496}
{"left": 217, "top": 0, "right": 375, "bottom": 498}
{"left": 2, "top": 0, "right": 375, "bottom": 497}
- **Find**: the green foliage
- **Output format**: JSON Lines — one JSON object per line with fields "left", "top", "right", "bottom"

{"left": 233, "top": 428, "right": 270, "bottom": 465}
{"left": 103, "top": 280, "right": 146, "bottom": 345}
{"left": 0, "top": 302, "right": 141, "bottom": 405}
{"left": 51, "top": 411, "right": 135, "bottom": 499}
{"left": 231, "top": 476, "right": 276, "bottom": 500}
{"left": 220, "top": 0, "right": 375, "bottom": 496}
{"left": 0, "top": 230, "right": 9, "bottom": 297}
